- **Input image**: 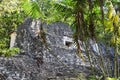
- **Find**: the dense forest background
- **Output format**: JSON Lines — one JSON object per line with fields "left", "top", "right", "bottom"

{"left": 0, "top": 0, "right": 120, "bottom": 80}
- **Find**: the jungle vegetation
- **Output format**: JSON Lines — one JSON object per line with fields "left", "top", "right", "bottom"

{"left": 0, "top": 0, "right": 120, "bottom": 80}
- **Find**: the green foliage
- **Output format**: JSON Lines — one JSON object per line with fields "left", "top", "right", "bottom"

{"left": 0, "top": 0, "right": 26, "bottom": 56}
{"left": 88, "top": 76, "right": 100, "bottom": 80}
{"left": 106, "top": 77, "right": 116, "bottom": 80}
{"left": 22, "top": 1, "right": 43, "bottom": 18}
{"left": 21, "top": 0, "right": 52, "bottom": 19}
{"left": 0, "top": 48, "right": 20, "bottom": 57}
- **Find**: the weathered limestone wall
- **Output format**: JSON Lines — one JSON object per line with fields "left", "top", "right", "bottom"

{"left": 0, "top": 18, "right": 97, "bottom": 80}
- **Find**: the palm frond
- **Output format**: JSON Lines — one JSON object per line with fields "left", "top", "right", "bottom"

{"left": 46, "top": 1, "right": 75, "bottom": 24}
{"left": 22, "top": 1, "right": 44, "bottom": 18}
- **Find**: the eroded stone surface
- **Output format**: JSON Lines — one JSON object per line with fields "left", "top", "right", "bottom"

{"left": 0, "top": 18, "right": 113, "bottom": 80}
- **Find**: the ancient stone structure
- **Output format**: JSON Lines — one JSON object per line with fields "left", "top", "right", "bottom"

{"left": 0, "top": 18, "right": 91, "bottom": 80}
{"left": 0, "top": 18, "right": 116, "bottom": 80}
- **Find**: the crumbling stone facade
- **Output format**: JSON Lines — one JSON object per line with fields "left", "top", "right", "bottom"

{"left": 0, "top": 18, "right": 103, "bottom": 80}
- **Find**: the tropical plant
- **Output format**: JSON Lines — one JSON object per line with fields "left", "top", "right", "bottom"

{"left": 0, "top": 0, "right": 26, "bottom": 56}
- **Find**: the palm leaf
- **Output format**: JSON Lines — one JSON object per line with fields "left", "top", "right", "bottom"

{"left": 22, "top": 1, "right": 44, "bottom": 18}
{"left": 46, "top": 0, "right": 74, "bottom": 24}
